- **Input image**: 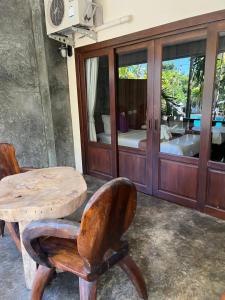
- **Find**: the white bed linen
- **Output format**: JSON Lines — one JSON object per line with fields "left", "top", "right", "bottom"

{"left": 192, "top": 126, "right": 225, "bottom": 145}
{"left": 98, "top": 130, "right": 200, "bottom": 156}
{"left": 160, "top": 134, "right": 200, "bottom": 156}
{"left": 97, "top": 130, "right": 146, "bottom": 148}
{"left": 170, "top": 127, "right": 186, "bottom": 135}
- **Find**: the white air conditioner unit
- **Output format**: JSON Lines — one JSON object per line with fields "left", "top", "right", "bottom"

{"left": 44, "top": 0, "right": 95, "bottom": 35}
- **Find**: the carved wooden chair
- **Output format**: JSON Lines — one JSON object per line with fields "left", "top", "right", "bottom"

{"left": 0, "top": 143, "right": 33, "bottom": 252}
{"left": 22, "top": 177, "right": 148, "bottom": 300}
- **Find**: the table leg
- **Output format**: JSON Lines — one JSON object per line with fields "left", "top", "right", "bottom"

{"left": 19, "top": 221, "right": 37, "bottom": 290}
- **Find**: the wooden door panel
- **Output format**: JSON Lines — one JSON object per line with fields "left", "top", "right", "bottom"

{"left": 87, "top": 147, "right": 112, "bottom": 176}
{"left": 159, "top": 159, "right": 198, "bottom": 200}
{"left": 206, "top": 169, "right": 225, "bottom": 209}
{"left": 119, "top": 151, "right": 146, "bottom": 186}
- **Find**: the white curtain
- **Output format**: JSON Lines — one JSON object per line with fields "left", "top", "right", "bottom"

{"left": 86, "top": 57, "right": 99, "bottom": 142}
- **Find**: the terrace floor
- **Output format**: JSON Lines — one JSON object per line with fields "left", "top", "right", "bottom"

{"left": 1, "top": 175, "right": 225, "bottom": 300}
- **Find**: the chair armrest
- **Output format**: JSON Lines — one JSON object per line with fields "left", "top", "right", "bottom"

{"left": 20, "top": 167, "right": 38, "bottom": 173}
{"left": 22, "top": 219, "right": 80, "bottom": 267}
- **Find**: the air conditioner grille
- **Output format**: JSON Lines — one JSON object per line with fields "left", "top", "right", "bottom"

{"left": 50, "top": 0, "right": 65, "bottom": 26}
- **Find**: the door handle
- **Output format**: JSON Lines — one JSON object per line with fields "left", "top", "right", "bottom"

{"left": 154, "top": 119, "right": 158, "bottom": 131}
{"left": 148, "top": 119, "right": 152, "bottom": 129}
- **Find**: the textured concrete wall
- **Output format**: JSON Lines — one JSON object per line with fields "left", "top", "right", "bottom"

{"left": 0, "top": 0, "right": 49, "bottom": 167}
{"left": 44, "top": 38, "right": 75, "bottom": 167}
{"left": 37, "top": 0, "right": 75, "bottom": 167}
{"left": 0, "top": 0, "right": 74, "bottom": 168}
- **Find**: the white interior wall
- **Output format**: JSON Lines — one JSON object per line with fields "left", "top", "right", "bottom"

{"left": 68, "top": 0, "right": 225, "bottom": 172}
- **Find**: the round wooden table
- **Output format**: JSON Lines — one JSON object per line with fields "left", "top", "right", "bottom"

{"left": 0, "top": 167, "right": 87, "bottom": 289}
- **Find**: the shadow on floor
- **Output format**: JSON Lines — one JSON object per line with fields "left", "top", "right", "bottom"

{"left": 1, "top": 175, "right": 225, "bottom": 300}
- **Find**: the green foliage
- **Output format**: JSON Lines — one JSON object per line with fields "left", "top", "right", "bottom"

{"left": 214, "top": 52, "right": 225, "bottom": 113}
{"left": 118, "top": 57, "right": 206, "bottom": 117}
{"left": 161, "top": 61, "right": 188, "bottom": 116}
{"left": 162, "top": 62, "right": 188, "bottom": 103}
{"left": 118, "top": 64, "right": 147, "bottom": 79}
{"left": 162, "top": 57, "right": 205, "bottom": 116}
{"left": 190, "top": 56, "right": 205, "bottom": 110}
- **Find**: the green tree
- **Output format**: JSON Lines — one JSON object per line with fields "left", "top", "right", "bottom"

{"left": 119, "top": 64, "right": 147, "bottom": 79}
{"left": 189, "top": 56, "right": 205, "bottom": 112}
{"left": 161, "top": 62, "right": 189, "bottom": 116}
{"left": 214, "top": 53, "right": 225, "bottom": 114}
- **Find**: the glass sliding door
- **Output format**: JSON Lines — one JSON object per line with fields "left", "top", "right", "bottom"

{"left": 81, "top": 50, "right": 116, "bottom": 179}
{"left": 85, "top": 55, "right": 111, "bottom": 145}
{"left": 153, "top": 31, "right": 207, "bottom": 206}
{"left": 115, "top": 42, "right": 154, "bottom": 193}
{"left": 116, "top": 49, "right": 148, "bottom": 151}
{"left": 160, "top": 39, "right": 206, "bottom": 157}
{"left": 205, "top": 27, "right": 225, "bottom": 216}
{"left": 77, "top": 16, "right": 225, "bottom": 220}
{"left": 210, "top": 33, "right": 225, "bottom": 163}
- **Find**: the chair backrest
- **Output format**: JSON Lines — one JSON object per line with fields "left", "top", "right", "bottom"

{"left": 77, "top": 177, "right": 137, "bottom": 272}
{"left": 0, "top": 143, "right": 20, "bottom": 180}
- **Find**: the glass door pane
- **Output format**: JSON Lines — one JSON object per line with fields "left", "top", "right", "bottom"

{"left": 210, "top": 33, "right": 225, "bottom": 163}
{"left": 160, "top": 39, "right": 206, "bottom": 157}
{"left": 116, "top": 49, "right": 148, "bottom": 151}
{"left": 85, "top": 55, "right": 110, "bottom": 144}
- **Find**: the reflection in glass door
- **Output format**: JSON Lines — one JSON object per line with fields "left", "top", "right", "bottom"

{"left": 210, "top": 33, "right": 225, "bottom": 162}
{"left": 117, "top": 49, "right": 148, "bottom": 151}
{"left": 153, "top": 32, "right": 208, "bottom": 206}
{"left": 160, "top": 39, "right": 206, "bottom": 158}
{"left": 83, "top": 52, "right": 115, "bottom": 179}
{"left": 85, "top": 55, "right": 110, "bottom": 145}
{"left": 115, "top": 45, "right": 152, "bottom": 193}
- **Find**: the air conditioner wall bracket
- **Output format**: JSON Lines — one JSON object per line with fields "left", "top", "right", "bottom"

{"left": 49, "top": 33, "right": 75, "bottom": 47}
{"left": 71, "top": 27, "right": 97, "bottom": 41}
{"left": 49, "top": 26, "right": 97, "bottom": 47}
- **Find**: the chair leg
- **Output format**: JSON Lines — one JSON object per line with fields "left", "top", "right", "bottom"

{"left": 6, "top": 222, "right": 21, "bottom": 252}
{"left": 79, "top": 278, "right": 97, "bottom": 300}
{"left": 0, "top": 220, "right": 5, "bottom": 237}
{"left": 118, "top": 255, "right": 148, "bottom": 300}
{"left": 31, "top": 265, "right": 55, "bottom": 300}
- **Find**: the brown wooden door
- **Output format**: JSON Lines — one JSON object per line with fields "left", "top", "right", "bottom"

{"left": 152, "top": 30, "right": 208, "bottom": 208}
{"left": 78, "top": 48, "right": 117, "bottom": 180}
{"left": 76, "top": 13, "right": 225, "bottom": 219}
{"left": 115, "top": 42, "right": 154, "bottom": 193}
{"left": 199, "top": 21, "right": 225, "bottom": 219}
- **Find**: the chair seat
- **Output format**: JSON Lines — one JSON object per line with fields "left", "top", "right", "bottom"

{"left": 22, "top": 178, "right": 148, "bottom": 300}
{"left": 40, "top": 237, "right": 90, "bottom": 280}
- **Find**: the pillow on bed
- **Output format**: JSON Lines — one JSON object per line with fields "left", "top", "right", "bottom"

{"left": 119, "top": 112, "right": 128, "bottom": 133}
{"left": 102, "top": 115, "right": 111, "bottom": 134}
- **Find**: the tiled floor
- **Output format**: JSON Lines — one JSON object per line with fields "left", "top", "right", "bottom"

{"left": 1, "top": 175, "right": 225, "bottom": 300}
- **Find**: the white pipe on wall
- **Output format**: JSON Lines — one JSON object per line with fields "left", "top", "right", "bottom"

{"left": 94, "top": 15, "right": 132, "bottom": 32}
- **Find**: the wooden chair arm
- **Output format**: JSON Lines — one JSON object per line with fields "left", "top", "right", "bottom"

{"left": 22, "top": 219, "right": 80, "bottom": 267}
{"left": 20, "top": 167, "right": 38, "bottom": 173}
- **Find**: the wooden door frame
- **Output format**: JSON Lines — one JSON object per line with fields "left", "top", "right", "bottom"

{"left": 205, "top": 20, "right": 225, "bottom": 174}
{"left": 114, "top": 41, "right": 155, "bottom": 193}
{"left": 152, "top": 29, "right": 208, "bottom": 208}
{"left": 199, "top": 20, "right": 225, "bottom": 218}
{"left": 76, "top": 10, "right": 225, "bottom": 53}
{"left": 197, "top": 24, "right": 219, "bottom": 210}
{"left": 75, "top": 10, "right": 225, "bottom": 218}
{"left": 146, "top": 40, "right": 155, "bottom": 194}
{"left": 77, "top": 47, "right": 117, "bottom": 179}
{"left": 76, "top": 11, "right": 225, "bottom": 178}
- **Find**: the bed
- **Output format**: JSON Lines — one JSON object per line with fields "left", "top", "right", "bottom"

{"left": 160, "top": 134, "right": 200, "bottom": 156}
{"left": 97, "top": 130, "right": 200, "bottom": 157}
{"left": 97, "top": 130, "right": 146, "bottom": 148}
